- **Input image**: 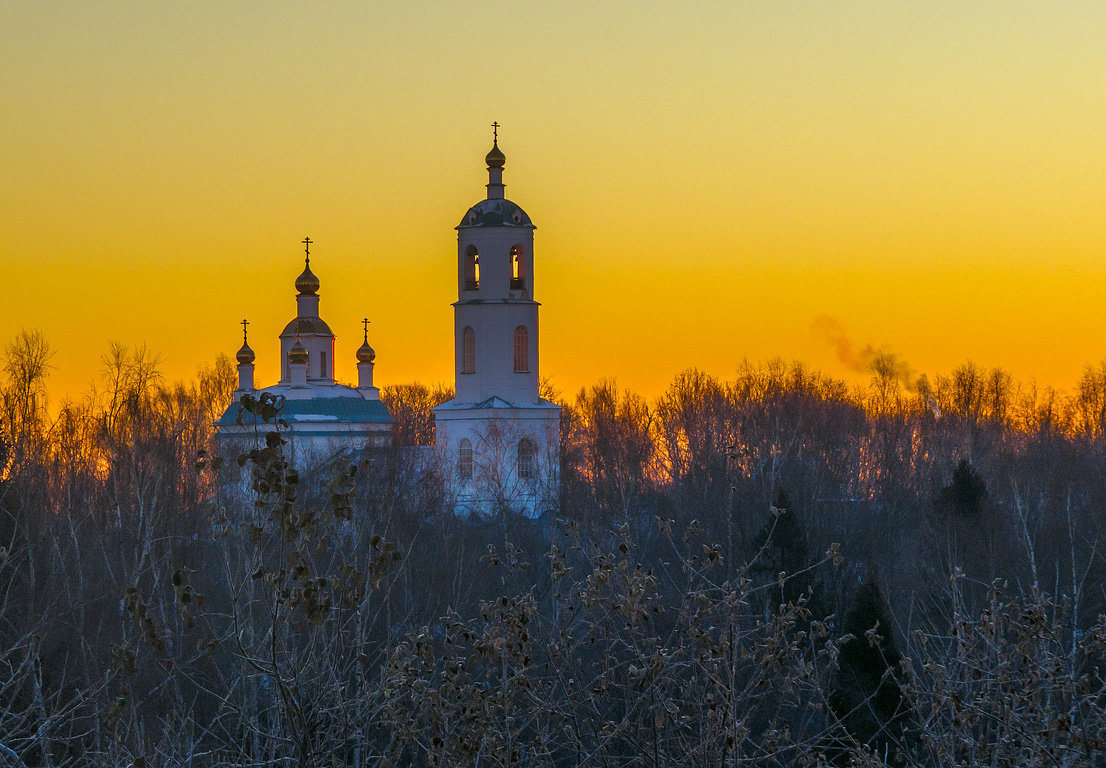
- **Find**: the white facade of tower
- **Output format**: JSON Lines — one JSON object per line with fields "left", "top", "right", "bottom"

{"left": 434, "top": 139, "right": 561, "bottom": 517}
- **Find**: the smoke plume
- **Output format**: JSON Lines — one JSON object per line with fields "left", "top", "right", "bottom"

{"left": 811, "top": 315, "right": 918, "bottom": 392}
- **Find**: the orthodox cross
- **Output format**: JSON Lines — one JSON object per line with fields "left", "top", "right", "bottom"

{"left": 362, "top": 317, "right": 371, "bottom": 342}
{"left": 491, "top": 121, "right": 499, "bottom": 142}
{"left": 302, "top": 236, "right": 313, "bottom": 262}
{"left": 241, "top": 318, "right": 249, "bottom": 343}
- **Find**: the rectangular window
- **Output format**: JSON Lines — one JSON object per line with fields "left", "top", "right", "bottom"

{"left": 518, "top": 439, "right": 535, "bottom": 480}
{"left": 459, "top": 440, "right": 473, "bottom": 481}
{"left": 321, "top": 351, "right": 328, "bottom": 378}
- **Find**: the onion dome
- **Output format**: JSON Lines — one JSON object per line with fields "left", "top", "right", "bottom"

{"left": 236, "top": 341, "right": 255, "bottom": 365}
{"left": 288, "top": 340, "right": 309, "bottom": 365}
{"left": 356, "top": 340, "right": 376, "bottom": 364}
{"left": 296, "top": 259, "right": 320, "bottom": 296}
{"left": 485, "top": 140, "right": 505, "bottom": 169}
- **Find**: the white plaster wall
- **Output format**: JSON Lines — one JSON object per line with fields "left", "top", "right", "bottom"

{"left": 435, "top": 406, "right": 560, "bottom": 517}
{"left": 217, "top": 423, "right": 391, "bottom": 472}
{"left": 454, "top": 302, "right": 539, "bottom": 404}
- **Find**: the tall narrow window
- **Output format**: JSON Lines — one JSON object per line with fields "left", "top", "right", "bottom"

{"left": 518, "top": 438, "right": 535, "bottom": 480}
{"left": 464, "top": 246, "right": 479, "bottom": 291}
{"left": 462, "top": 326, "right": 476, "bottom": 373}
{"left": 320, "top": 351, "right": 328, "bottom": 379}
{"left": 458, "top": 438, "right": 473, "bottom": 481}
{"left": 513, "top": 326, "right": 529, "bottom": 372}
{"left": 510, "top": 245, "right": 525, "bottom": 290}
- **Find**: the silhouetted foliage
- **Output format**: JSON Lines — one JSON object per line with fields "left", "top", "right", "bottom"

{"left": 381, "top": 382, "right": 453, "bottom": 446}
{"left": 4, "top": 335, "right": 1106, "bottom": 765}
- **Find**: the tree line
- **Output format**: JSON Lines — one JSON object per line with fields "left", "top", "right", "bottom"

{"left": 2, "top": 331, "right": 1106, "bottom": 765}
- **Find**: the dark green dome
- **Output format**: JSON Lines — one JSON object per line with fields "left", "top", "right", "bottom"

{"left": 458, "top": 198, "right": 534, "bottom": 228}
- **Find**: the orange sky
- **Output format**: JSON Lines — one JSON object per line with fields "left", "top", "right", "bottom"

{"left": 4, "top": 2, "right": 1106, "bottom": 404}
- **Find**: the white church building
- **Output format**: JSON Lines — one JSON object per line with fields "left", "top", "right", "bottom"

{"left": 215, "top": 240, "right": 394, "bottom": 467}
{"left": 433, "top": 135, "right": 562, "bottom": 517}
{"left": 217, "top": 131, "right": 560, "bottom": 517}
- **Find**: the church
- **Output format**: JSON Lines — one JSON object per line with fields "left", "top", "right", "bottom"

{"left": 214, "top": 238, "right": 394, "bottom": 467}
{"left": 217, "top": 131, "right": 561, "bottom": 517}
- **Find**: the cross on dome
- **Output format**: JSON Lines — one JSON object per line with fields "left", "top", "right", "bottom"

{"left": 295, "top": 237, "right": 321, "bottom": 296}
{"left": 486, "top": 122, "right": 506, "bottom": 171}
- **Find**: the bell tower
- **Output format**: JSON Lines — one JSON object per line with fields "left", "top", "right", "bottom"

{"left": 453, "top": 126, "right": 540, "bottom": 403}
{"left": 434, "top": 127, "right": 561, "bottom": 517}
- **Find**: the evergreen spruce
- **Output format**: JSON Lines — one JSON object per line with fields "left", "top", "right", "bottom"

{"left": 750, "top": 488, "right": 813, "bottom": 606}
{"left": 935, "top": 458, "right": 987, "bottom": 516}
{"left": 828, "top": 571, "right": 909, "bottom": 763}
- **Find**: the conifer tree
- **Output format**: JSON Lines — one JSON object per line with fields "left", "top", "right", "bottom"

{"left": 750, "top": 488, "right": 813, "bottom": 606}
{"left": 828, "top": 571, "right": 909, "bottom": 763}
{"left": 935, "top": 458, "right": 987, "bottom": 516}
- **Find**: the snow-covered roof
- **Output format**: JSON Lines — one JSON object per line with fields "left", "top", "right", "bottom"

{"left": 216, "top": 383, "right": 393, "bottom": 428}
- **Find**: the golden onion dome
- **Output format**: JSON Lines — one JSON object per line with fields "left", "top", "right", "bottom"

{"left": 236, "top": 341, "right": 255, "bottom": 365}
{"left": 295, "top": 260, "right": 320, "bottom": 296}
{"left": 288, "top": 340, "right": 309, "bottom": 365}
{"left": 356, "top": 340, "right": 376, "bottom": 364}
{"left": 485, "top": 140, "right": 505, "bottom": 169}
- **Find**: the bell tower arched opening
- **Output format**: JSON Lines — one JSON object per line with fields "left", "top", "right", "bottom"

{"left": 464, "top": 246, "right": 479, "bottom": 291}
{"left": 510, "top": 244, "right": 526, "bottom": 291}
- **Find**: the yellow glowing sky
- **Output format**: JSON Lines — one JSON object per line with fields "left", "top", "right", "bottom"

{"left": 4, "top": 2, "right": 1106, "bottom": 403}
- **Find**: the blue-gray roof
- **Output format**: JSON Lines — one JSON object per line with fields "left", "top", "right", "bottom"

{"left": 217, "top": 393, "right": 394, "bottom": 427}
{"left": 458, "top": 198, "right": 534, "bottom": 228}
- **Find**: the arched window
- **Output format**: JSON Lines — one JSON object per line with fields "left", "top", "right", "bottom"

{"left": 513, "top": 326, "right": 529, "bottom": 372}
{"left": 464, "top": 246, "right": 479, "bottom": 291}
{"left": 517, "top": 438, "right": 535, "bottom": 480}
{"left": 510, "top": 245, "right": 526, "bottom": 290}
{"left": 458, "top": 438, "right": 473, "bottom": 481}
{"left": 462, "top": 326, "right": 476, "bottom": 373}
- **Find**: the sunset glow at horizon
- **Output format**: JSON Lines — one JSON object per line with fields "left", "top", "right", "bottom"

{"left": 5, "top": 2, "right": 1106, "bottom": 405}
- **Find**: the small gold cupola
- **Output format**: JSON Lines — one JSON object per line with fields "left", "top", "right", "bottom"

{"left": 485, "top": 140, "right": 505, "bottom": 169}
{"left": 236, "top": 341, "right": 255, "bottom": 365}
{"left": 356, "top": 318, "right": 377, "bottom": 392}
{"left": 288, "top": 339, "right": 309, "bottom": 365}
{"left": 356, "top": 340, "right": 376, "bottom": 364}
